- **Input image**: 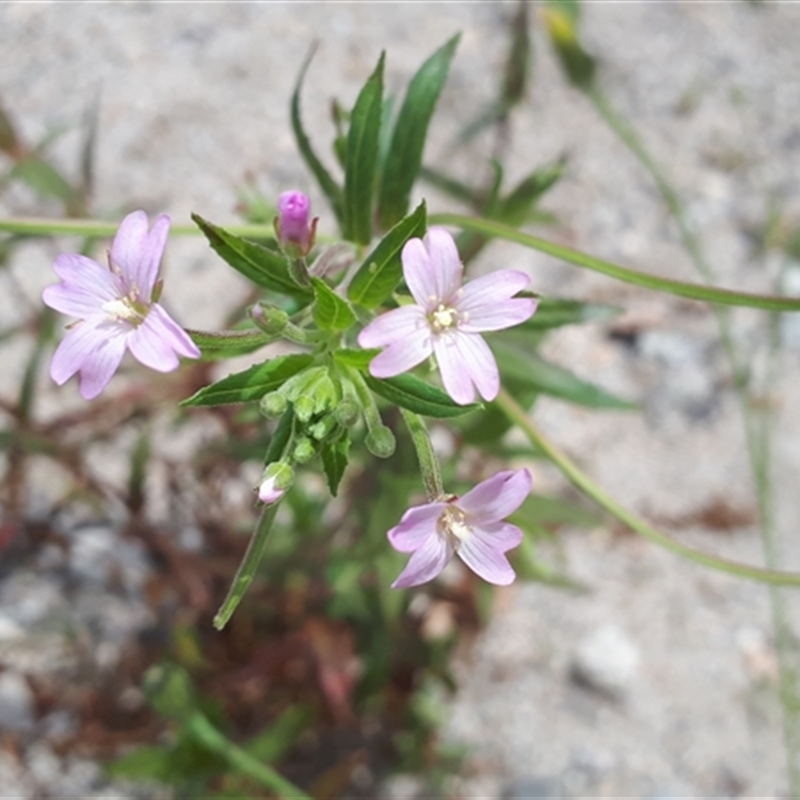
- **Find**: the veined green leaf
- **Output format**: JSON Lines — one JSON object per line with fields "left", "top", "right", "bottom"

{"left": 311, "top": 277, "right": 357, "bottom": 331}
{"left": 321, "top": 435, "right": 351, "bottom": 496}
{"left": 333, "top": 348, "right": 380, "bottom": 370}
{"left": 364, "top": 372, "right": 479, "bottom": 418}
{"left": 181, "top": 354, "right": 314, "bottom": 407}
{"left": 432, "top": 213, "right": 800, "bottom": 312}
{"left": 378, "top": 34, "right": 460, "bottom": 230}
{"left": 187, "top": 328, "right": 275, "bottom": 360}
{"left": 343, "top": 52, "right": 384, "bottom": 244}
{"left": 493, "top": 340, "right": 635, "bottom": 410}
{"left": 192, "top": 214, "right": 310, "bottom": 297}
{"left": 291, "top": 47, "right": 344, "bottom": 226}
{"left": 348, "top": 201, "right": 427, "bottom": 308}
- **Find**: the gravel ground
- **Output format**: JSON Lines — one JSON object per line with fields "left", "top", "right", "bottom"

{"left": 2, "top": 1, "right": 800, "bottom": 797}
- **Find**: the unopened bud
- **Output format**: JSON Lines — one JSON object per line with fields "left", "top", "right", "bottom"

{"left": 251, "top": 304, "right": 288, "bottom": 335}
{"left": 309, "top": 415, "right": 337, "bottom": 441}
{"left": 293, "top": 437, "right": 316, "bottom": 463}
{"left": 334, "top": 398, "right": 360, "bottom": 426}
{"left": 275, "top": 190, "right": 317, "bottom": 257}
{"left": 365, "top": 425, "right": 396, "bottom": 459}
{"left": 260, "top": 391, "right": 288, "bottom": 418}
{"left": 258, "top": 461, "right": 294, "bottom": 505}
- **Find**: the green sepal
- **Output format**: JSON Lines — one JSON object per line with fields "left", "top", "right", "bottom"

{"left": 347, "top": 200, "right": 427, "bottom": 309}
{"left": 180, "top": 354, "right": 314, "bottom": 407}
{"left": 320, "top": 434, "right": 351, "bottom": 496}
{"left": 364, "top": 372, "right": 479, "bottom": 418}
{"left": 187, "top": 328, "right": 276, "bottom": 360}
{"left": 311, "top": 277, "right": 357, "bottom": 331}
{"left": 291, "top": 46, "right": 344, "bottom": 226}
{"left": 343, "top": 51, "right": 385, "bottom": 244}
{"left": 192, "top": 214, "right": 311, "bottom": 297}
{"left": 378, "top": 34, "right": 460, "bottom": 230}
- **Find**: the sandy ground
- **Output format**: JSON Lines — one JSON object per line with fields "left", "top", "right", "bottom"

{"left": 2, "top": 1, "right": 800, "bottom": 796}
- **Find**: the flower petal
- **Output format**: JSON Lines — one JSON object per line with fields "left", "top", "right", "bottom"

{"left": 472, "top": 521, "right": 524, "bottom": 551}
{"left": 367, "top": 328, "right": 432, "bottom": 378}
{"left": 457, "top": 270, "right": 537, "bottom": 332}
{"left": 391, "top": 532, "right": 454, "bottom": 588}
{"left": 457, "top": 529, "right": 518, "bottom": 586}
{"left": 111, "top": 211, "right": 169, "bottom": 299}
{"left": 148, "top": 304, "right": 201, "bottom": 359}
{"left": 388, "top": 502, "right": 447, "bottom": 553}
{"left": 44, "top": 253, "right": 121, "bottom": 316}
{"left": 424, "top": 227, "right": 462, "bottom": 302}
{"left": 127, "top": 313, "right": 182, "bottom": 373}
{"left": 433, "top": 331, "right": 499, "bottom": 404}
{"left": 401, "top": 237, "right": 437, "bottom": 308}
{"left": 358, "top": 305, "right": 428, "bottom": 348}
{"left": 457, "top": 469, "right": 533, "bottom": 523}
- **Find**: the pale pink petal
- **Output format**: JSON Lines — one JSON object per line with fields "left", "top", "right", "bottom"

{"left": 367, "top": 328, "right": 432, "bottom": 378}
{"left": 137, "top": 213, "right": 170, "bottom": 299}
{"left": 457, "top": 271, "right": 537, "bottom": 332}
{"left": 76, "top": 329, "right": 129, "bottom": 400}
{"left": 43, "top": 282, "right": 112, "bottom": 319}
{"left": 401, "top": 237, "right": 437, "bottom": 308}
{"left": 391, "top": 532, "right": 454, "bottom": 588}
{"left": 457, "top": 469, "right": 533, "bottom": 523}
{"left": 432, "top": 333, "right": 476, "bottom": 405}
{"left": 127, "top": 314, "right": 181, "bottom": 373}
{"left": 433, "top": 331, "right": 499, "bottom": 404}
{"left": 50, "top": 318, "right": 123, "bottom": 386}
{"left": 388, "top": 502, "right": 447, "bottom": 553}
{"left": 424, "top": 227, "right": 462, "bottom": 301}
{"left": 110, "top": 210, "right": 149, "bottom": 282}
{"left": 357, "top": 305, "right": 428, "bottom": 348}
{"left": 457, "top": 530, "right": 518, "bottom": 585}
{"left": 472, "top": 521, "right": 525, "bottom": 551}
{"left": 258, "top": 476, "right": 285, "bottom": 505}
{"left": 45, "top": 253, "right": 121, "bottom": 314}
{"left": 147, "top": 304, "right": 201, "bottom": 359}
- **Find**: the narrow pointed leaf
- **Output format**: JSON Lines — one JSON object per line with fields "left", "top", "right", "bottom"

{"left": 364, "top": 372, "right": 479, "bottom": 418}
{"left": 343, "top": 52, "right": 385, "bottom": 244}
{"left": 518, "top": 296, "right": 620, "bottom": 330}
{"left": 378, "top": 34, "right": 460, "bottom": 230}
{"left": 432, "top": 213, "right": 800, "bottom": 312}
{"left": 311, "top": 277, "right": 357, "bottom": 331}
{"left": 187, "top": 328, "right": 276, "bottom": 360}
{"left": 181, "top": 354, "right": 314, "bottom": 407}
{"left": 291, "top": 46, "right": 344, "bottom": 225}
{"left": 321, "top": 435, "right": 351, "bottom": 496}
{"left": 333, "top": 348, "right": 380, "bottom": 370}
{"left": 348, "top": 201, "right": 427, "bottom": 308}
{"left": 193, "top": 214, "right": 310, "bottom": 297}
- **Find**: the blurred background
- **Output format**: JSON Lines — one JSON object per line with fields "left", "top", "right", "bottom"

{"left": 2, "top": 1, "right": 800, "bottom": 797}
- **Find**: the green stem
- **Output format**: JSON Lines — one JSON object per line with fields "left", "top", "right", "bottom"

{"left": 429, "top": 213, "right": 800, "bottom": 313}
{"left": 0, "top": 216, "right": 276, "bottom": 239}
{"left": 400, "top": 409, "right": 444, "bottom": 501}
{"left": 494, "top": 388, "right": 800, "bottom": 588}
{"left": 186, "top": 711, "right": 311, "bottom": 799}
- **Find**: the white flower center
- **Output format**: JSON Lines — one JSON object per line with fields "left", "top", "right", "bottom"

{"left": 437, "top": 505, "right": 472, "bottom": 550}
{"left": 102, "top": 293, "right": 148, "bottom": 326}
{"left": 429, "top": 303, "right": 460, "bottom": 333}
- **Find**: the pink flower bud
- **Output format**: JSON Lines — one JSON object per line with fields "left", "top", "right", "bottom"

{"left": 277, "top": 191, "right": 315, "bottom": 255}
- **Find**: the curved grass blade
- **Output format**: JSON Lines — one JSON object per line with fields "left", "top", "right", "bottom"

{"left": 432, "top": 213, "right": 800, "bottom": 312}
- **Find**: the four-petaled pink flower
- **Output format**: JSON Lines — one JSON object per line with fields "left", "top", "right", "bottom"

{"left": 388, "top": 469, "right": 532, "bottom": 588}
{"left": 42, "top": 210, "right": 200, "bottom": 400}
{"left": 357, "top": 227, "right": 537, "bottom": 405}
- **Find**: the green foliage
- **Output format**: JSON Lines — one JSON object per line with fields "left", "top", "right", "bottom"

{"left": 188, "top": 328, "right": 276, "bottom": 360}
{"left": 311, "top": 277, "right": 357, "bottom": 331}
{"left": 348, "top": 201, "right": 427, "bottom": 309}
{"left": 181, "top": 354, "right": 314, "bottom": 407}
{"left": 343, "top": 52, "right": 385, "bottom": 244}
{"left": 321, "top": 434, "right": 351, "bottom": 496}
{"left": 192, "top": 214, "right": 311, "bottom": 297}
{"left": 378, "top": 34, "right": 460, "bottom": 230}
{"left": 364, "top": 372, "right": 481, "bottom": 418}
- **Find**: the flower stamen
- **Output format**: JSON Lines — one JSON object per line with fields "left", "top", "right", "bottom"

{"left": 429, "top": 303, "right": 459, "bottom": 333}
{"left": 437, "top": 505, "right": 472, "bottom": 550}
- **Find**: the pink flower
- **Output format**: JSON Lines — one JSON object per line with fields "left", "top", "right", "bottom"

{"left": 42, "top": 210, "right": 200, "bottom": 400}
{"left": 258, "top": 475, "right": 285, "bottom": 505}
{"left": 257, "top": 462, "right": 293, "bottom": 505}
{"left": 388, "top": 469, "right": 532, "bottom": 588}
{"left": 357, "top": 227, "right": 537, "bottom": 405}
{"left": 276, "top": 190, "right": 316, "bottom": 255}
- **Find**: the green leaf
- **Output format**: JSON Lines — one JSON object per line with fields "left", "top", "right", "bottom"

{"left": 431, "top": 213, "right": 800, "bottom": 312}
{"left": 311, "top": 277, "right": 357, "bottom": 331}
{"left": 493, "top": 340, "right": 635, "bottom": 410}
{"left": 364, "top": 372, "right": 479, "bottom": 418}
{"left": 378, "top": 34, "right": 460, "bottom": 230}
{"left": 348, "top": 200, "right": 427, "bottom": 308}
{"left": 187, "top": 328, "right": 276, "bottom": 360}
{"left": 291, "top": 46, "right": 344, "bottom": 225}
{"left": 498, "top": 159, "right": 566, "bottom": 226}
{"left": 343, "top": 52, "right": 385, "bottom": 244}
{"left": 333, "top": 348, "right": 380, "bottom": 370}
{"left": 192, "top": 214, "right": 310, "bottom": 297}
{"left": 11, "top": 156, "right": 74, "bottom": 203}
{"left": 321, "top": 435, "right": 351, "bottom": 496}
{"left": 181, "top": 354, "right": 314, "bottom": 407}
